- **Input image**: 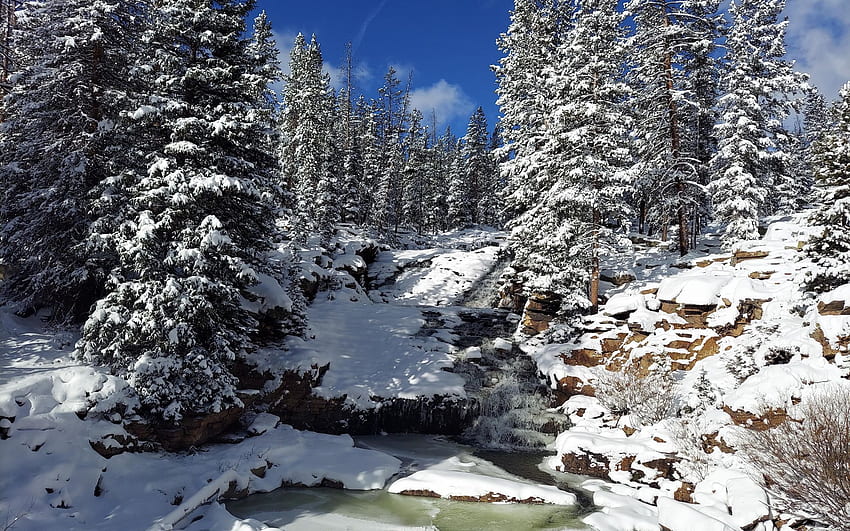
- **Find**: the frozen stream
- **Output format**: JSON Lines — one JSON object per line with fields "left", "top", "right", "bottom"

{"left": 226, "top": 434, "right": 593, "bottom": 530}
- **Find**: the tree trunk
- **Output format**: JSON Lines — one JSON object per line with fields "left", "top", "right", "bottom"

{"left": 589, "top": 209, "right": 601, "bottom": 313}
{"left": 661, "top": 2, "right": 689, "bottom": 256}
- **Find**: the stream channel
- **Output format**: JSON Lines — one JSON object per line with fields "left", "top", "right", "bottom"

{"left": 227, "top": 251, "right": 595, "bottom": 530}
{"left": 226, "top": 434, "right": 594, "bottom": 530}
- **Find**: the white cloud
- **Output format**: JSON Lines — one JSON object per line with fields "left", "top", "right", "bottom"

{"left": 783, "top": 0, "right": 850, "bottom": 99}
{"left": 323, "top": 62, "right": 373, "bottom": 92}
{"left": 409, "top": 79, "right": 475, "bottom": 126}
{"left": 272, "top": 30, "right": 298, "bottom": 77}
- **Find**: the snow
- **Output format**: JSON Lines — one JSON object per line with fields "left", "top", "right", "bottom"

{"left": 274, "top": 297, "right": 466, "bottom": 409}
{"left": 371, "top": 245, "right": 500, "bottom": 306}
{"left": 0, "top": 343, "right": 403, "bottom": 530}
{"left": 821, "top": 283, "right": 850, "bottom": 304}
{"left": 582, "top": 490, "right": 658, "bottom": 531}
{"left": 242, "top": 272, "right": 293, "bottom": 313}
{"left": 723, "top": 358, "right": 847, "bottom": 413}
{"left": 388, "top": 469, "right": 577, "bottom": 505}
{"left": 656, "top": 497, "right": 737, "bottom": 531}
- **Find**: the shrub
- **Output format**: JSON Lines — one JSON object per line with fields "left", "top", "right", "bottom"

{"left": 594, "top": 363, "right": 678, "bottom": 428}
{"left": 739, "top": 385, "right": 850, "bottom": 529}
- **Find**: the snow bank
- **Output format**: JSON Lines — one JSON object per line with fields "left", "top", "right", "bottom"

{"left": 276, "top": 298, "right": 466, "bottom": 409}
{"left": 723, "top": 358, "right": 846, "bottom": 413}
{"left": 388, "top": 469, "right": 576, "bottom": 505}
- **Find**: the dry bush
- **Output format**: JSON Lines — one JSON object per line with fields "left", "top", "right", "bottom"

{"left": 594, "top": 364, "right": 678, "bottom": 428}
{"left": 739, "top": 385, "right": 850, "bottom": 529}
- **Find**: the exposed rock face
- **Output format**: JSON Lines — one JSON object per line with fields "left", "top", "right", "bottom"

{"left": 818, "top": 299, "right": 850, "bottom": 316}
{"left": 125, "top": 406, "right": 245, "bottom": 452}
{"left": 270, "top": 392, "right": 478, "bottom": 436}
{"left": 558, "top": 449, "right": 679, "bottom": 487}
{"left": 722, "top": 406, "right": 790, "bottom": 431}
{"left": 556, "top": 376, "right": 596, "bottom": 400}
{"left": 600, "top": 270, "right": 636, "bottom": 287}
{"left": 521, "top": 292, "right": 561, "bottom": 335}
{"left": 559, "top": 450, "right": 611, "bottom": 479}
{"left": 731, "top": 250, "right": 769, "bottom": 266}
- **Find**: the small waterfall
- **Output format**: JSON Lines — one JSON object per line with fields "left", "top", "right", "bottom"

{"left": 462, "top": 256, "right": 512, "bottom": 309}
{"left": 457, "top": 337, "right": 567, "bottom": 450}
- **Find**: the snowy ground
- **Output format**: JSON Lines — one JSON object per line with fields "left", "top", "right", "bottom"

{"left": 2, "top": 227, "right": 573, "bottom": 531}
{"left": 523, "top": 213, "right": 850, "bottom": 530}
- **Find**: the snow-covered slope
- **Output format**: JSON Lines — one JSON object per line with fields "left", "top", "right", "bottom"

{"left": 524, "top": 212, "right": 850, "bottom": 530}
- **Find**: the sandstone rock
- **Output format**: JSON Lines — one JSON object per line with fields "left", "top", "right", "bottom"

{"left": 602, "top": 333, "right": 628, "bottom": 355}
{"left": 521, "top": 292, "right": 561, "bottom": 335}
{"left": 561, "top": 348, "right": 606, "bottom": 368}
{"left": 818, "top": 300, "right": 850, "bottom": 316}
{"left": 731, "top": 250, "right": 769, "bottom": 266}
{"left": 674, "top": 482, "right": 696, "bottom": 503}
{"left": 748, "top": 271, "right": 775, "bottom": 280}
{"left": 395, "top": 490, "right": 548, "bottom": 504}
{"left": 600, "top": 270, "right": 637, "bottom": 287}
{"left": 722, "top": 406, "right": 790, "bottom": 431}
{"left": 702, "top": 431, "right": 735, "bottom": 454}
{"left": 556, "top": 376, "right": 596, "bottom": 399}
{"left": 811, "top": 325, "right": 838, "bottom": 358}
{"left": 559, "top": 450, "right": 610, "bottom": 479}
{"left": 714, "top": 299, "right": 769, "bottom": 338}
{"left": 667, "top": 336, "right": 720, "bottom": 371}
{"left": 125, "top": 406, "right": 245, "bottom": 452}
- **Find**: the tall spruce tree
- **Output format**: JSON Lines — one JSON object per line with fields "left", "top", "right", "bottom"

{"left": 628, "top": 0, "right": 723, "bottom": 255}
{"left": 805, "top": 82, "right": 850, "bottom": 292}
{"left": 0, "top": 0, "right": 144, "bottom": 320}
{"left": 280, "top": 34, "right": 340, "bottom": 243}
{"left": 506, "top": 0, "right": 632, "bottom": 313}
{"left": 76, "top": 0, "right": 297, "bottom": 422}
{"left": 710, "top": 0, "right": 808, "bottom": 247}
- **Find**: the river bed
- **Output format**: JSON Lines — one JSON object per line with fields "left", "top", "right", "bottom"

{"left": 225, "top": 434, "right": 593, "bottom": 530}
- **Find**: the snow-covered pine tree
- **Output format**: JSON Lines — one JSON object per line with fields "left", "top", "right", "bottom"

{"left": 337, "top": 44, "right": 363, "bottom": 225}
{"left": 454, "top": 106, "right": 491, "bottom": 228}
{"left": 280, "top": 34, "right": 340, "bottom": 243}
{"left": 479, "top": 123, "right": 504, "bottom": 228}
{"left": 447, "top": 136, "right": 470, "bottom": 230}
{"left": 76, "top": 0, "right": 298, "bottom": 422}
{"left": 0, "top": 0, "right": 144, "bottom": 320}
{"left": 628, "top": 0, "right": 723, "bottom": 255}
{"left": 805, "top": 81, "right": 850, "bottom": 292}
{"left": 710, "top": 0, "right": 808, "bottom": 247}
{"left": 507, "top": 0, "right": 632, "bottom": 313}
{"left": 426, "top": 126, "right": 458, "bottom": 233}
{"left": 679, "top": 0, "right": 724, "bottom": 244}
{"left": 371, "top": 67, "right": 410, "bottom": 237}
{"left": 401, "top": 109, "right": 430, "bottom": 233}
{"left": 355, "top": 96, "right": 382, "bottom": 226}
{"left": 803, "top": 89, "right": 833, "bottom": 151}
{"left": 496, "top": 0, "right": 563, "bottom": 226}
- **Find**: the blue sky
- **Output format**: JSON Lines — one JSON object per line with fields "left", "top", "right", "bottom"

{"left": 256, "top": 1, "right": 850, "bottom": 136}
{"left": 256, "top": 0, "right": 513, "bottom": 135}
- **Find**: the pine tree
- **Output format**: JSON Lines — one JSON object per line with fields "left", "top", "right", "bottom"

{"left": 401, "top": 109, "right": 430, "bottom": 233}
{"left": 628, "top": 0, "right": 723, "bottom": 255}
{"left": 76, "top": 0, "right": 297, "bottom": 422}
{"left": 710, "top": 0, "right": 808, "bottom": 247}
{"left": 479, "top": 123, "right": 505, "bottom": 228}
{"left": 280, "top": 34, "right": 340, "bottom": 243}
{"left": 805, "top": 82, "right": 850, "bottom": 292}
{"left": 456, "top": 107, "right": 491, "bottom": 227}
{"left": 496, "top": 0, "right": 564, "bottom": 226}
{"left": 355, "top": 96, "right": 382, "bottom": 226}
{"left": 0, "top": 0, "right": 144, "bottom": 320}
{"left": 371, "top": 67, "right": 410, "bottom": 237}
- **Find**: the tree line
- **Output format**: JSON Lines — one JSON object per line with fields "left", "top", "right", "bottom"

{"left": 496, "top": 0, "right": 849, "bottom": 312}
{"left": 0, "top": 0, "right": 500, "bottom": 422}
